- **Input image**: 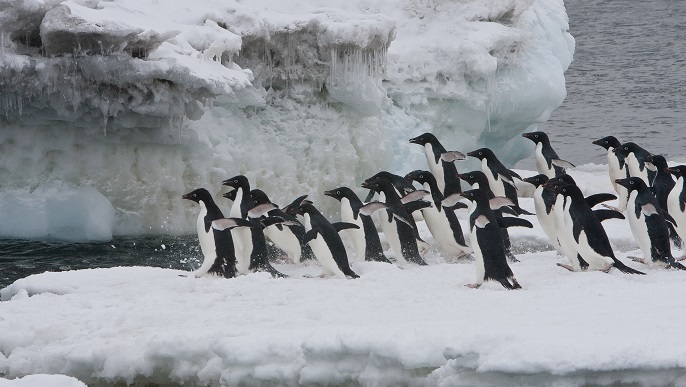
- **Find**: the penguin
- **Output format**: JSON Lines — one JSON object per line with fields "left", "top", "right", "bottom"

{"left": 522, "top": 131, "right": 575, "bottom": 178}
{"left": 615, "top": 177, "right": 685, "bottom": 269}
{"left": 248, "top": 189, "right": 315, "bottom": 263}
{"left": 467, "top": 148, "right": 532, "bottom": 216}
{"left": 457, "top": 170, "right": 523, "bottom": 262}
{"left": 451, "top": 189, "right": 523, "bottom": 290}
{"left": 324, "top": 187, "right": 392, "bottom": 263}
{"left": 646, "top": 155, "right": 682, "bottom": 247}
{"left": 182, "top": 188, "right": 240, "bottom": 278}
{"left": 612, "top": 142, "right": 656, "bottom": 187}
{"left": 404, "top": 170, "right": 471, "bottom": 260}
{"left": 666, "top": 165, "right": 686, "bottom": 255}
{"left": 550, "top": 182, "right": 645, "bottom": 275}
{"left": 293, "top": 200, "right": 360, "bottom": 279}
{"left": 222, "top": 175, "right": 286, "bottom": 278}
{"left": 362, "top": 175, "right": 428, "bottom": 266}
{"left": 592, "top": 136, "right": 629, "bottom": 211}
{"left": 409, "top": 132, "right": 465, "bottom": 196}
{"left": 522, "top": 174, "right": 561, "bottom": 252}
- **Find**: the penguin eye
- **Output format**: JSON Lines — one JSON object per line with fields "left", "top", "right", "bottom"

{"left": 419, "top": 175, "right": 424, "bottom": 179}
{"left": 630, "top": 181, "right": 634, "bottom": 185}
{"left": 233, "top": 179, "right": 238, "bottom": 183}
{"left": 336, "top": 191, "right": 340, "bottom": 195}
{"left": 192, "top": 193, "right": 197, "bottom": 198}
{"left": 534, "top": 134, "right": 539, "bottom": 138}
{"left": 604, "top": 141, "right": 608, "bottom": 144}
{"left": 624, "top": 146, "right": 628, "bottom": 151}
{"left": 562, "top": 188, "right": 567, "bottom": 193}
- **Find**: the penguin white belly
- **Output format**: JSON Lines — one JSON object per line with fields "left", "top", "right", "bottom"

{"left": 556, "top": 197, "right": 581, "bottom": 269}
{"left": 423, "top": 206, "right": 468, "bottom": 257}
{"left": 231, "top": 227, "right": 252, "bottom": 274}
{"left": 667, "top": 178, "right": 686, "bottom": 242}
{"left": 425, "top": 143, "right": 445, "bottom": 193}
{"left": 608, "top": 149, "right": 628, "bottom": 211}
{"left": 625, "top": 191, "right": 653, "bottom": 261}
{"left": 575, "top": 231, "right": 613, "bottom": 270}
{"left": 535, "top": 143, "right": 553, "bottom": 178}
{"left": 469, "top": 225, "right": 486, "bottom": 284}
{"left": 194, "top": 203, "right": 216, "bottom": 277}
{"left": 264, "top": 225, "right": 301, "bottom": 263}
{"left": 308, "top": 234, "right": 346, "bottom": 279}
{"left": 533, "top": 188, "right": 560, "bottom": 251}
{"left": 340, "top": 198, "right": 365, "bottom": 261}
{"left": 626, "top": 153, "right": 649, "bottom": 186}
{"left": 380, "top": 216, "right": 406, "bottom": 264}
{"left": 482, "top": 158, "right": 506, "bottom": 198}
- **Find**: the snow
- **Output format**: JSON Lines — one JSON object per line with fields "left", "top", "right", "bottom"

{"left": 2, "top": 164, "right": 686, "bottom": 386}
{"left": 0, "top": 374, "right": 86, "bottom": 387}
{"left": 0, "top": 0, "right": 573, "bottom": 241}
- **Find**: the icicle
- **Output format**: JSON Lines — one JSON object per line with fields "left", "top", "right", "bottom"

{"left": 1, "top": 30, "right": 5, "bottom": 59}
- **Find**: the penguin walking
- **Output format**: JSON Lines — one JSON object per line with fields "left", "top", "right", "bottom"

{"left": 467, "top": 148, "right": 532, "bottom": 216}
{"left": 522, "top": 131, "right": 575, "bottom": 178}
{"left": 451, "top": 189, "right": 524, "bottom": 290}
{"left": 293, "top": 200, "right": 360, "bottom": 279}
{"left": 592, "top": 136, "right": 629, "bottom": 211}
{"left": 550, "top": 182, "right": 645, "bottom": 275}
{"left": 615, "top": 177, "right": 685, "bottom": 270}
{"left": 457, "top": 170, "right": 523, "bottom": 262}
{"left": 404, "top": 170, "right": 471, "bottom": 260}
{"left": 667, "top": 165, "right": 686, "bottom": 256}
{"left": 647, "top": 155, "right": 682, "bottom": 247}
{"left": 249, "top": 189, "right": 315, "bottom": 263}
{"left": 222, "top": 175, "right": 286, "bottom": 278}
{"left": 409, "top": 132, "right": 465, "bottom": 196}
{"left": 362, "top": 175, "right": 428, "bottom": 266}
{"left": 613, "top": 142, "right": 656, "bottom": 187}
{"left": 324, "top": 187, "right": 392, "bottom": 263}
{"left": 182, "top": 188, "right": 241, "bottom": 278}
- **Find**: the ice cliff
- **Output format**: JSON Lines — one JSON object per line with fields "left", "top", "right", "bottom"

{"left": 0, "top": 0, "right": 574, "bottom": 241}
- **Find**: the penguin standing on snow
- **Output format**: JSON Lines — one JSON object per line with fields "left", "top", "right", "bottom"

{"left": 615, "top": 177, "right": 685, "bottom": 270}
{"left": 404, "top": 170, "right": 471, "bottom": 260}
{"left": 362, "top": 175, "right": 428, "bottom": 266}
{"left": 646, "top": 155, "right": 682, "bottom": 247}
{"left": 182, "top": 188, "right": 246, "bottom": 278}
{"left": 324, "top": 187, "right": 392, "bottom": 263}
{"left": 523, "top": 174, "right": 561, "bottom": 252}
{"left": 292, "top": 200, "right": 360, "bottom": 279}
{"left": 550, "top": 182, "right": 645, "bottom": 275}
{"left": 667, "top": 165, "right": 686, "bottom": 254}
{"left": 449, "top": 189, "right": 525, "bottom": 290}
{"left": 613, "top": 142, "right": 656, "bottom": 187}
{"left": 467, "top": 148, "right": 532, "bottom": 216}
{"left": 522, "top": 131, "right": 575, "bottom": 178}
{"left": 409, "top": 132, "right": 465, "bottom": 196}
{"left": 592, "top": 136, "right": 629, "bottom": 211}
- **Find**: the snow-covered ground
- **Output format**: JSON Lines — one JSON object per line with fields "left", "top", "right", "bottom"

{"left": 2, "top": 165, "right": 686, "bottom": 386}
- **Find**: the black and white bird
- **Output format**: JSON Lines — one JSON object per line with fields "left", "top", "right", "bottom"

{"left": 667, "top": 165, "right": 686, "bottom": 256}
{"left": 592, "top": 136, "right": 629, "bottom": 211}
{"left": 522, "top": 131, "right": 575, "bottom": 178}
{"left": 647, "top": 155, "right": 682, "bottom": 247}
{"left": 615, "top": 177, "right": 685, "bottom": 270}
{"left": 409, "top": 132, "right": 465, "bottom": 196}
{"left": 612, "top": 142, "right": 656, "bottom": 188}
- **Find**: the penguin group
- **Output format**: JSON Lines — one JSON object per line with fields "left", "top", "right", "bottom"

{"left": 182, "top": 130, "right": 686, "bottom": 289}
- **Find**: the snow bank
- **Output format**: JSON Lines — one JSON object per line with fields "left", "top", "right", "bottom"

{"left": 0, "top": 0, "right": 573, "bottom": 239}
{"left": 2, "top": 165, "right": 686, "bottom": 386}
{"left": 0, "top": 374, "right": 86, "bottom": 387}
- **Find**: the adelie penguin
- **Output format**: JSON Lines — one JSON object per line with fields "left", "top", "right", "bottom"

{"left": 182, "top": 188, "right": 246, "bottom": 278}
{"left": 522, "top": 131, "right": 575, "bottom": 178}
{"left": 292, "top": 199, "right": 360, "bottom": 279}
{"left": 448, "top": 189, "right": 526, "bottom": 290}
{"left": 612, "top": 142, "right": 656, "bottom": 188}
{"left": 647, "top": 155, "right": 682, "bottom": 247}
{"left": 550, "top": 182, "right": 645, "bottom": 275}
{"left": 404, "top": 170, "right": 471, "bottom": 260}
{"left": 593, "top": 136, "right": 629, "bottom": 211}
{"left": 362, "top": 175, "right": 428, "bottom": 266}
{"left": 523, "top": 174, "right": 561, "bottom": 253}
{"left": 223, "top": 175, "right": 286, "bottom": 278}
{"left": 467, "top": 147, "right": 532, "bottom": 216}
{"left": 666, "top": 165, "right": 686, "bottom": 255}
{"left": 409, "top": 132, "right": 466, "bottom": 197}
{"left": 615, "top": 177, "right": 685, "bottom": 270}
{"left": 324, "top": 187, "right": 392, "bottom": 264}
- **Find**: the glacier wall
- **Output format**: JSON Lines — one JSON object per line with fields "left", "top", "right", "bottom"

{"left": 0, "top": 0, "right": 574, "bottom": 241}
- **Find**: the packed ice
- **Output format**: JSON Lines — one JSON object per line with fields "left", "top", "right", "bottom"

{"left": 0, "top": 0, "right": 573, "bottom": 241}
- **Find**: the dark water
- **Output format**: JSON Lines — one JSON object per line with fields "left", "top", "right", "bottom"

{"left": 526, "top": 0, "right": 686, "bottom": 169}
{"left": 2, "top": 0, "right": 685, "bottom": 288}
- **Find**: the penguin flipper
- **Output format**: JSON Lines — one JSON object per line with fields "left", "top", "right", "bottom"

{"left": 552, "top": 159, "right": 576, "bottom": 169}
{"left": 212, "top": 218, "right": 253, "bottom": 231}
{"left": 593, "top": 209, "right": 625, "bottom": 222}
{"left": 333, "top": 222, "right": 361, "bottom": 232}
{"left": 404, "top": 200, "right": 432, "bottom": 214}
{"left": 508, "top": 170, "right": 523, "bottom": 181}
{"left": 489, "top": 197, "right": 515, "bottom": 210}
{"left": 401, "top": 190, "right": 430, "bottom": 204}
{"left": 497, "top": 217, "right": 534, "bottom": 229}
{"left": 440, "top": 151, "right": 466, "bottom": 162}
{"left": 612, "top": 258, "right": 646, "bottom": 275}
{"left": 260, "top": 216, "right": 302, "bottom": 228}
{"left": 444, "top": 202, "right": 468, "bottom": 210}
{"left": 303, "top": 229, "right": 320, "bottom": 245}
{"left": 514, "top": 206, "right": 535, "bottom": 216}
{"left": 585, "top": 193, "right": 617, "bottom": 208}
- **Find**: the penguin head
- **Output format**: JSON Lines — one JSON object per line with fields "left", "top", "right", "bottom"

{"left": 666, "top": 165, "right": 686, "bottom": 178}
{"left": 612, "top": 142, "right": 643, "bottom": 157}
{"left": 409, "top": 132, "right": 438, "bottom": 146}
{"left": 543, "top": 177, "right": 573, "bottom": 193}
{"left": 249, "top": 189, "right": 271, "bottom": 206}
{"left": 222, "top": 175, "right": 249, "bottom": 189}
{"left": 324, "top": 187, "right": 354, "bottom": 202}
{"left": 456, "top": 189, "right": 481, "bottom": 202}
{"left": 615, "top": 177, "right": 646, "bottom": 192}
{"left": 646, "top": 154, "right": 669, "bottom": 171}
{"left": 521, "top": 131, "right": 549, "bottom": 145}
{"left": 361, "top": 176, "right": 388, "bottom": 192}
{"left": 592, "top": 136, "right": 621, "bottom": 150}
{"left": 522, "top": 174, "right": 550, "bottom": 188}
{"left": 466, "top": 147, "right": 494, "bottom": 161}
{"left": 282, "top": 194, "right": 309, "bottom": 216}
{"left": 404, "top": 170, "right": 432, "bottom": 186}
{"left": 549, "top": 182, "right": 582, "bottom": 199}
{"left": 223, "top": 189, "right": 238, "bottom": 202}
{"left": 457, "top": 171, "right": 488, "bottom": 188}
{"left": 182, "top": 188, "right": 213, "bottom": 204}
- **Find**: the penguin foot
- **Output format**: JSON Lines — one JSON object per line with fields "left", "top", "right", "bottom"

{"left": 507, "top": 253, "right": 520, "bottom": 263}
{"left": 465, "top": 283, "right": 481, "bottom": 289}
{"left": 556, "top": 263, "right": 575, "bottom": 272}
{"left": 629, "top": 256, "right": 646, "bottom": 264}
{"left": 676, "top": 255, "right": 686, "bottom": 261}
{"left": 601, "top": 203, "right": 623, "bottom": 212}
{"left": 602, "top": 264, "right": 613, "bottom": 273}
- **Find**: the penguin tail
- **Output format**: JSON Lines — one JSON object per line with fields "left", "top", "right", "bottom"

{"left": 252, "top": 260, "right": 288, "bottom": 278}
{"left": 345, "top": 268, "right": 360, "bottom": 279}
{"left": 669, "top": 261, "right": 686, "bottom": 271}
{"left": 496, "top": 278, "right": 517, "bottom": 290}
{"left": 613, "top": 259, "right": 646, "bottom": 275}
{"left": 510, "top": 277, "right": 523, "bottom": 290}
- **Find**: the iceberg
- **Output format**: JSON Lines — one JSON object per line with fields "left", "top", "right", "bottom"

{"left": 0, "top": 0, "right": 574, "bottom": 240}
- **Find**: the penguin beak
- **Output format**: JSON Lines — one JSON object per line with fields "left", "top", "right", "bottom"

{"left": 323, "top": 190, "right": 335, "bottom": 198}
{"left": 466, "top": 150, "right": 480, "bottom": 159}
{"left": 182, "top": 193, "right": 192, "bottom": 200}
{"left": 666, "top": 167, "right": 679, "bottom": 176}
{"left": 591, "top": 139, "right": 602, "bottom": 146}
{"left": 360, "top": 181, "right": 371, "bottom": 189}
{"left": 614, "top": 178, "right": 628, "bottom": 188}
{"left": 522, "top": 133, "right": 532, "bottom": 140}
{"left": 409, "top": 136, "right": 420, "bottom": 144}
